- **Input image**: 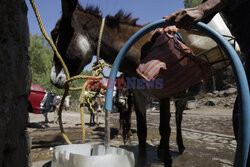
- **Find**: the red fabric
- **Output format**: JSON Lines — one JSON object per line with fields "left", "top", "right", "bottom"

{"left": 137, "top": 27, "right": 212, "bottom": 98}
{"left": 86, "top": 79, "right": 107, "bottom": 90}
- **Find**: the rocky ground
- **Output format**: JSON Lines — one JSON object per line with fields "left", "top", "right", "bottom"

{"left": 29, "top": 87, "right": 238, "bottom": 167}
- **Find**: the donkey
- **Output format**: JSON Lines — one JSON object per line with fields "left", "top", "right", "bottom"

{"left": 114, "top": 74, "right": 134, "bottom": 138}
{"left": 89, "top": 94, "right": 104, "bottom": 126}
{"left": 53, "top": 95, "right": 71, "bottom": 124}
{"left": 50, "top": 0, "right": 195, "bottom": 166}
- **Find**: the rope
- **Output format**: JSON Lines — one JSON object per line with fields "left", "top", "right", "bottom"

{"left": 79, "top": 81, "right": 88, "bottom": 143}
{"left": 58, "top": 87, "right": 72, "bottom": 144}
{"left": 29, "top": 0, "right": 109, "bottom": 144}
{"left": 96, "top": 18, "right": 106, "bottom": 64}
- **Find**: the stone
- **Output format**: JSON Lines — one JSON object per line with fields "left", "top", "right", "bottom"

{"left": 205, "top": 98, "right": 218, "bottom": 106}
{"left": 212, "top": 90, "right": 219, "bottom": 94}
{"left": 218, "top": 91, "right": 225, "bottom": 97}
{"left": 207, "top": 93, "right": 215, "bottom": 97}
{"left": 225, "top": 88, "right": 237, "bottom": 95}
{"left": 186, "top": 100, "right": 198, "bottom": 109}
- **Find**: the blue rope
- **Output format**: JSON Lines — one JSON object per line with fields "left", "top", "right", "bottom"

{"left": 105, "top": 19, "right": 250, "bottom": 167}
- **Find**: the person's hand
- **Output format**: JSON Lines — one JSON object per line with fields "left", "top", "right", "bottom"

{"left": 163, "top": 25, "right": 179, "bottom": 35}
{"left": 164, "top": 7, "right": 205, "bottom": 30}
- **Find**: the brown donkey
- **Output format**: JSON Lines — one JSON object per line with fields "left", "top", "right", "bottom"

{"left": 50, "top": 0, "right": 200, "bottom": 166}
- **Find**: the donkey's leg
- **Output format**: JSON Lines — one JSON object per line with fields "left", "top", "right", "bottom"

{"left": 126, "top": 103, "right": 134, "bottom": 136}
{"left": 158, "top": 98, "right": 172, "bottom": 166}
{"left": 118, "top": 107, "right": 125, "bottom": 136}
{"left": 232, "top": 97, "right": 250, "bottom": 165}
{"left": 126, "top": 92, "right": 134, "bottom": 136}
{"left": 44, "top": 113, "right": 49, "bottom": 123}
{"left": 175, "top": 99, "right": 187, "bottom": 154}
{"left": 133, "top": 90, "right": 147, "bottom": 167}
{"left": 90, "top": 113, "right": 93, "bottom": 126}
{"left": 122, "top": 97, "right": 134, "bottom": 144}
{"left": 96, "top": 112, "right": 99, "bottom": 126}
{"left": 92, "top": 113, "right": 96, "bottom": 126}
{"left": 53, "top": 107, "right": 59, "bottom": 124}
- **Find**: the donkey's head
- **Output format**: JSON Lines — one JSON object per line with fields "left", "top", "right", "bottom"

{"left": 50, "top": 0, "right": 95, "bottom": 88}
{"left": 50, "top": 0, "right": 151, "bottom": 88}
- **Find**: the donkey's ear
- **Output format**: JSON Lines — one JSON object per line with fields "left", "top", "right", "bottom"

{"left": 61, "top": 0, "right": 78, "bottom": 18}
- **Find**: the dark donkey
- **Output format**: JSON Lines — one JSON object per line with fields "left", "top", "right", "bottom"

{"left": 114, "top": 74, "right": 134, "bottom": 139}
{"left": 50, "top": 0, "right": 199, "bottom": 166}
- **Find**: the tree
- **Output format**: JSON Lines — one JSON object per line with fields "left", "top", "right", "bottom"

{"left": 184, "top": 0, "right": 202, "bottom": 8}
{"left": 29, "top": 34, "right": 51, "bottom": 86}
{"left": 28, "top": 33, "right": 63, "bottom": 94}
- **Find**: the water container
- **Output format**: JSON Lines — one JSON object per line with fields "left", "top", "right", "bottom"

{"left": 51, "top": 144, "right": 135, "bottom": 167}
{"left": 179, "top": 13, "right": 242, "bottom": 70}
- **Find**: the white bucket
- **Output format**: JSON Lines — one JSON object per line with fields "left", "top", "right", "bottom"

{"left": 51, "top": 144, "right": 135, "bottom": 167}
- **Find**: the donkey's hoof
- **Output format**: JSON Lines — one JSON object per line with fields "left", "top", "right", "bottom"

{"left": 157, "top": 145, "right": 166, "bottom": 162}
{"left": 178, "top": 145, "right": 185, "bottom": 154}
{"left": 137, "top": 152, "right": 147, "bottom": 167}
{"left": 157, "top": 146, "right": 172, "bottom": 165}
{"left": 136, "top": 159, "right": 146, "bottom": 167}
{"left": 164, "top": 162, "right": 172, "bottom": 167}
{"left": 157, "top": 147, "right": 164, "bottom": 162}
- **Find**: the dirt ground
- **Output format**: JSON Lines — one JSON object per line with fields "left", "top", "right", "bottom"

{"left": 29, "top": 99, "right": 237, "bottom": 167}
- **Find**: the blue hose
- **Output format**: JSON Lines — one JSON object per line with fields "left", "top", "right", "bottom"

{"left": 105, "top": 19, "right": 250, "bottom": 167}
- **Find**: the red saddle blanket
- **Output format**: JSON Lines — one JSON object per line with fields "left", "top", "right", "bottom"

{"left": 137, "top": 27, "right": 212, "bottom": 99}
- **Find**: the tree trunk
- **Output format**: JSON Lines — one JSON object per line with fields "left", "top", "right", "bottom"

{"left": 0, "top": 0, "right": 31, "bottom": 166}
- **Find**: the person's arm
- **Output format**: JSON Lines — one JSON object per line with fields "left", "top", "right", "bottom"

{"left": 164, "top": 0, "right": 231, "bottom": 29}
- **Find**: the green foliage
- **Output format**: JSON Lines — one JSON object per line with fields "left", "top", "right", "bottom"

{"left": 29, "top": 34, "right": 56, "bottom": 90}
{"left": 184, "top": 0, "right": 203, "bottom": 8}
{"left": 28, "top": 33, "right": 92, "bottom": 100}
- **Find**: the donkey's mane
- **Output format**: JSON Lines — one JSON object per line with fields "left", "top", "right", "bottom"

{"left": 76, "top": 3, "right": 140, "bottom": 28}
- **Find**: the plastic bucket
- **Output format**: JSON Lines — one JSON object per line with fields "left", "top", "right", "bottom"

{"left": 51, "top": 144, "right": 135, "bottom": 167}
